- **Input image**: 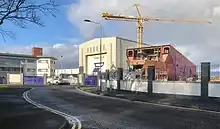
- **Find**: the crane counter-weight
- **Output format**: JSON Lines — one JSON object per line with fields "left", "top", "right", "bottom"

{"left": 102, "top": 4, "right": 212, "bottom": 49}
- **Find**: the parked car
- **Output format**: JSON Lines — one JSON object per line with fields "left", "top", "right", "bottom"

{"left": 47, "top": 76, "right": 70, "bottom": 85}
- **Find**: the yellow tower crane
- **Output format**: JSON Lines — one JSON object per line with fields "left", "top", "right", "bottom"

{"left": 102, "top": 4, "right": 211, "bottom": 48}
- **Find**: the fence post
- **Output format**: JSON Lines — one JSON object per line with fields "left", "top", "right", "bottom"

{"left": 148, "top": 66, "right": 155, "bottom": 95}
{"left": 78, "top": 66, "right": 85, "bottom": 86}
{"left": 105, "top": 69, "right": 110, "bottom": 92}
{"left": 117, "top": 68, "right": 123, "bottom": 91}
{"left": 201, "top": 62, "right": 210, "bottom": 99}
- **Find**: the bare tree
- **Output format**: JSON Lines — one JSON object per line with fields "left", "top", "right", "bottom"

{"left": 0, "top": 0, "right": 59, "bottom": 39}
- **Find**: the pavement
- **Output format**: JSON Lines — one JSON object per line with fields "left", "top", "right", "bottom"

{"left": 26, "top": 86, "right": 220, "bottom": 129}
{"left": 79, "top": 86, "right": 220, "bottom": 112}
{"left": 0, "top": 88, "right": 69, "bottom": 129}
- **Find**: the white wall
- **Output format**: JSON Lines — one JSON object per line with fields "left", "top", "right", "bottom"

{"left": 37, "top": 58, "right": 56, "bottom": 77}
{"left": 102, "top": 80, "right": 220, "bottom": 98}
{"left": 209, "top": 83, "right": 220, "bottom": 97}
{"left": 55, "top": 68, "right": 79, "bottom": 76}
{"left": 153, "top": 81, "right": 201, "bottom": 96}
{"left": 116, "top": 38, "right": 138, "bottom": 69}
{"left": 8, "top": 73, "right": 22, "bottom": 84}
{"left": 23, "top": 62, "right": 37, "bottom": 76}
{"left": 79, "top": 37, "right": 117, "bottom": 74}
{"left": 79, "top": 37, "right": 144, "bottom": 74}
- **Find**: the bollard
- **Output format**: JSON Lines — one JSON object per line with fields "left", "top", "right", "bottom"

{"left": 201, "top": 62, "right": 210, "bottom": 99}
{"left": 117, "top": 68, "right": 123, "bottom": 91}
{"left": 105, "top": 70, "right": 110, "bottom": 92}
{"left": 147, "top": 66, "right": 155, "bottom": 95}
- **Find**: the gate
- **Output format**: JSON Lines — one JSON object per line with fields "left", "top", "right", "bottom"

{"left": 0, "top": 77, "right": 7, "bottom": 84}
{"left": 109, "top": 69, "right": 147, "bottom": 92}
{"left": 24, "top": 76, "right": 44, "bottom": 85}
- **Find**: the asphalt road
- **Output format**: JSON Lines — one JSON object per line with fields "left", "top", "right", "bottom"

{"left": 0, "top": 88, "right": 68, "bottom": 129}
{"left": 27, "top": 87, "right": 220, "bottom": 129}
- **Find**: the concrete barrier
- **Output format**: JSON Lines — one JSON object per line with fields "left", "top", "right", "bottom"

{"left": 101, "top": 79, "right": 220, "bottom": 98}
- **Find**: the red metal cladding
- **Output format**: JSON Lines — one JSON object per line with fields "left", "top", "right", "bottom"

{"left": 126, "top": 45, "right": 196, "bottom": 80}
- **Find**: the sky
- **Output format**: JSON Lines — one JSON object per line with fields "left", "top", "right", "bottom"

{"left": 1, "top": 0, "right": 220, "bottom": 69}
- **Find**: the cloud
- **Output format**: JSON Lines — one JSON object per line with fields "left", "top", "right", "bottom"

{"left": 68, "top": 0, "right": 220, "bottom": 65}
{"left": 1, "top": 42, "right": 79, "bottom": 69}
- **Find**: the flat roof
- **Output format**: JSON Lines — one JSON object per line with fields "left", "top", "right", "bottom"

{"left": 37, "top": 56, "right": 58, "bottom": 60}
{"left": 126, "top": 44, "right": 171, "bottom": 50}
{"left": 79, "top": 36, "right": 152, "bottom": 47}
{"left": 0, "top": 53, "right": 38, "bottom": 59}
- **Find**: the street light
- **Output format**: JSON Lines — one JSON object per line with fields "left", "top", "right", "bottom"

{"left": 84, "top": 19, "right": 103, "bottom": 91}
{"left": 60, "top": 56, "right": 63, "bottom": 69}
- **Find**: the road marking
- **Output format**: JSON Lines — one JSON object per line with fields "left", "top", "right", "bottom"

{"left": 76, "top": 87, "right": 220, "bottom": 115}
{"left": 23, "top": 88, "right": 82, "bottom": 129}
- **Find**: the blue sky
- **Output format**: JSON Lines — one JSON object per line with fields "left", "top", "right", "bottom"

{"left": 0, "top": 0, "right": 220, "bottom": 68}
{"left": 0, "top": 0, "right": 82, "bottom": 46}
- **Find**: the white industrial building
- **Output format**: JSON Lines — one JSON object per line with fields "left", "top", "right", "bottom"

{"left": 79, "top": 37, "right": 139, "bottom": 75}
{"left": 37, "top": 56, "right": 57, "bottom": 77}
{"left": 0, "top": 53, "right": 38, "bottom": 77}
{"left": 0, "top": 53, "right": 57, "bottom": 78}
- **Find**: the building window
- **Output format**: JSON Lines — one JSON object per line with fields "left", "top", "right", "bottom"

{"left": 87, "top": 48, "right": 89, "bottom": 53}
{"left": 93, "top": 46, "right": 95, "bottom": 52}
{"left": 96, "top": 46, "right": 98, "bottom": 52}
{"left": 38, "top": 60, "right": 48, "bottom": 63}
{"left": 51, "top": 60, "right": 55, "bottom": 64}
{"left": 164, "top": 47, "right": 170, "bottom": 54}
{"left": 90, "top": 47, "right": 92, "bottom": 53}
{"left": 38, "top": 69, "right": 48, "bottom": 72}
{"left": 27, "top": 68, "right": 36, "bottom": 72}
{"left": 128, "top": 50, "right": 133, "bottom": 56}
{"left": 27, "top": 59, "right": 36, "bottom": 63}
{"left": 103, "top": 44, "right": 105, "bottom": 51}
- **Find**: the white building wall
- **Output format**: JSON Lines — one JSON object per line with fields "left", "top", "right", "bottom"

{"left": 116, "top": 38, "right": 138, "bottom": 69}
{"left": 79, "top": 37, "right": 139, "bottom": 74}
{"left": 23, "top": 62, "right": 37, "bottom": 76}
{"left": 55, "top": 68, "right": 79, "bottom": 76}
{"left": 79, "top": 37, "right": 117, "bottom": 74}
{"left": 37, "top": 58, "right": 56, "bottom": 77}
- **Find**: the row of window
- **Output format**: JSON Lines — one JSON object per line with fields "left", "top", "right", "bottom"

{"left": 38, "top": 69, "right": 55, "bottom": 72}
{"left": 0, "top": 67, "right": 21, "bottom": 72}
{"left": 38, "top": 60, "right": 55, "bottom": 64}
{"left": 0, "top": 67, "right": 55, "bottom": 73}
{"left": 27, "top": 68, "right": 36, "bottom": 72}
{"left": 87, "top": 44, "right": 106, "bottom": 53}
{"left": 0, "top": 58, "right": 36, "bottom": 65}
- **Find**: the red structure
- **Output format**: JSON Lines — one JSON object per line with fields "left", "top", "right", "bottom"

{"left": 126, "top": 45, "right": 196, "bottom": 81}
{"left": 32, "top": 47, "right": 43, "bottom": 56}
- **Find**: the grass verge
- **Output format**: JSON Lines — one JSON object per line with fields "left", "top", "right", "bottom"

{"left": 0, "top": 85, "right": 8, "bottom": 88}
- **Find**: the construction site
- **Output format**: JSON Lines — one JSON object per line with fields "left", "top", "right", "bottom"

{"left": 79, "top": 4, "right": 211, "bottom": 82}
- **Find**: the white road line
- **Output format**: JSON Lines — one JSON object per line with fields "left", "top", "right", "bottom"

{"left": 76, "top": 87, "right": 220, "bottom": 115}
{"left": 23, "top": 88, "right": 82, "bottom": 129}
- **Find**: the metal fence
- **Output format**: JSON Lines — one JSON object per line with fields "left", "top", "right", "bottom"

{"left": 108, "top": 65, "right": 203, "bottom": 83}
{"left": 210, "top": 64, "right": 220, "bottom": 82}
{"left": 94, "top": 64, "right": 220, "bottom": 86}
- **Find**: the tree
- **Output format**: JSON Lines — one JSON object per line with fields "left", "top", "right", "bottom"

{"left": 0, "top": 0, "right": 58, "bottom": 39}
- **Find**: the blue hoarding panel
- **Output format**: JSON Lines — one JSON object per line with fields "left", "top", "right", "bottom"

{"left": 24, "top": 76, "right": 44, "bottom": 85}
{"left": 84, "top": 76, "right": 97, "bottom": 86}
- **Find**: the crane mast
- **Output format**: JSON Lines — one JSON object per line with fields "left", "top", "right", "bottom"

{"left": 102, "top": 4, "right": 211, "bottom": 49}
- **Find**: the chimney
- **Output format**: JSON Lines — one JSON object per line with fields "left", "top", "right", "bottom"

{"left": 32, "top": 47, "right": 43, "bottom": 56}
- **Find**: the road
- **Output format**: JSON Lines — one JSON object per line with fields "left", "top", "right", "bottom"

{"left": 0, "top": 88, "right": 68, "bottom": 129}
{"left": 27, "top": 87, "right": 220, "bottom": 129}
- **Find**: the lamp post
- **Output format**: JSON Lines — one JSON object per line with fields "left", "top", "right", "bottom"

{"left": 20, "top": 60, "right": 24, "bottom": 75}
{"left": 84, "top": 19, "right": 103, "bottom": 91}
{"left": 60, "top": 56, "right": 63, "bottom": 69}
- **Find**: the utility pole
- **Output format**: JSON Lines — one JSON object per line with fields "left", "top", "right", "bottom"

{"left": 84, "top": 19, "right": 103, "bottom": 91}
